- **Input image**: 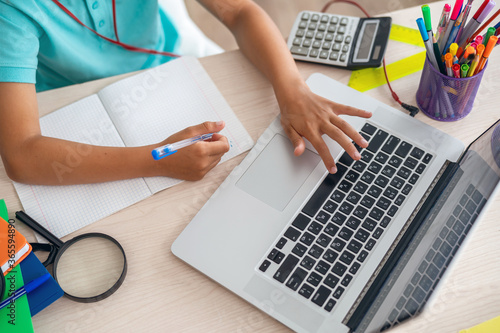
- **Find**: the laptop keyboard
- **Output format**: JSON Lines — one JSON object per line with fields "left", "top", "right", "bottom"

{"left": 381, "top": 184, "right": 486, "bottom": 331}
{"left": 258, "top": 123, "right": 433, "bottom": 313}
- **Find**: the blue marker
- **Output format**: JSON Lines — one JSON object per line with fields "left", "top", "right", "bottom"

{"left": 152, "top": 133, "right": 214, "bottom": 160}
{"left": 0, "top": 273, "right": 50, "bottom": 310}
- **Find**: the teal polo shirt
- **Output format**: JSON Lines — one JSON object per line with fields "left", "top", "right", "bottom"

{"left": 0, "top": 0, "right": 179, "bottom": 92}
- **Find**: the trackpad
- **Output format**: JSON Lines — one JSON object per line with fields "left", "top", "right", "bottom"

{"left": 236, "top": 134, "right": 321, "bottom": 211}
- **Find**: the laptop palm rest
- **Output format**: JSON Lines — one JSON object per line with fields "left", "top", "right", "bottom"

{"left": 236, "top": 134, "right": 321, "bottom": 211}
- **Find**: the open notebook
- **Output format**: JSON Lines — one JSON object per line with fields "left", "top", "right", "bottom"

{"left": 13, "top": 57, "right": 254, "bottom": 239}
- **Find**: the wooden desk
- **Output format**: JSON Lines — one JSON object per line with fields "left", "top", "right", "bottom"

{"left": 1, "top": 2, "right": 498, "bottom": 332}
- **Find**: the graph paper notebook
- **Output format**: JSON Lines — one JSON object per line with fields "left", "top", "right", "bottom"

{"left": 13, "top": 57, "right": 254, "bottom": 239}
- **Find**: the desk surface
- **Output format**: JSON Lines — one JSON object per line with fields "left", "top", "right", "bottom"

{"left": 1, "top": 2, "right": 499, "bottom": 332}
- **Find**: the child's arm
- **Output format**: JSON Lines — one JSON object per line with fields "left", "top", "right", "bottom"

{"left": 0, "top": 82, "right": 229, "bottom": 185}
{"left": 200, "top": 0, "right": 372, "bottom": 174}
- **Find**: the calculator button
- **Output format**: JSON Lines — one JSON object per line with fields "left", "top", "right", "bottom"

{"left": 299, "top": 21, "right": 307, "bottom": 29}
{"left": 315, "top": 32, "right": 325, "bottom": 40}
{"left": 319, "top": 50, "right": 329, "bottom": 59}
{"left": 290, "top": 46, "right": 309, "bottom": 56}
{"left": 302, "top": 39, "right": 312, "bottom": 47}
{"left": 301, "top": 12, "right": 310, "bottom": 20}
{"left": 342, "top": 45, "right": 350, "bottom": 53}
{"left": 308, "top": 22, "right": 317, "bottom": 30}
{"left": 296, "top": 29, "right": 305, "bottom": 37}
{"left": 328, "top": 25, "right": 337, "bottom": 33}
{"left": 329, "top": 52, "right": 339, "bottom": 61}
{"left": 325, "top": 33, "right": 334, "bottom": 41}
{"left": 306, "top": 30, "right": 314, "bottom": 39}
{"left": 335, "top": 35, "right": 344, "bottom": 43}
{"left": 312, "top": 40, "right": 321, "bottom": 48}
{"left": 340, "top": 17, "right": 349, "bottom": 25}
{"left": 322, "top": 41, "right": 332, "bottom": 50}
{"left": 345, "top": 36, "right": 352, "bottom": 44}
{"left": 293, "top": 38, "right": 302, "bottom": 46}
{"left": 309, "top": 49, "right": 319, "bottom": 57}
{"left": 321, "top": 15, "right": 329, "bottom": 23}
{"left": 338, "top": 26, "right": 346, "bottom": 34}
{"left": 330, "top": 16, "right": 339, "bottom": 24}
{"left": 332, "top": 43, "right": 341, "bottom": 51}
{"left": 318, "top": 23, "right": 327, "bottom": 31}
{"left": 311, "top": 14, "right": 320, "bottom": 22}
{"left": 340, "top": 53, "right": 347, "bottom": 62}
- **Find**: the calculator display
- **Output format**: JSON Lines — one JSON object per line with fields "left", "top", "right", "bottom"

{"left": 354, "top": 21, "right": 379, "bottom": 63}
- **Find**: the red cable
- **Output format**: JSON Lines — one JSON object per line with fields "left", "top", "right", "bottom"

{"left": 112, "top": 0, "right": 120, "bottom": 42}
{"left": 321, "top": 0, "right": 407, "bottom": 108}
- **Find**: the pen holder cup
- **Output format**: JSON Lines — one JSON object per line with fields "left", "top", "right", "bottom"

{"left": 416, "top": 56, "right": 486, "bottom": 121}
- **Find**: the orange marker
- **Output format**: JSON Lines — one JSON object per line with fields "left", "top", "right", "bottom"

{"left": 459, "top": 46, "right": 475, "bottom": 64}
{"left": 445, "top": 53, "right": 454, "bottom": 77}
{"left": 476, "top": 35, "right": 498, "bottom": 74}
{"left": 469, "top": 44, "right": 485, "bottom": 76}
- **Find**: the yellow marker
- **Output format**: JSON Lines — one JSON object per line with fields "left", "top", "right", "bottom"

{"left": 449, "top": 43, "right": 459, "bottom": 63}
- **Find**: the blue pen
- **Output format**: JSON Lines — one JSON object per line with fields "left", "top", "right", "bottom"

{"left": 417, "top": 18, "right": 440, "bottom": 71}
{"left": 0, "top": 273, "right": 50, "bottom": 310}
{"left": 152, "top": 133, "right": 214, "bottom": 160}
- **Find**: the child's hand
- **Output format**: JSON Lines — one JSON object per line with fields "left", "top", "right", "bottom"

{"left": 156, "top": 121, "right": 230, "bottom": 181}
{"left": 277, "top": 82, "right": 372, "bottom": 174}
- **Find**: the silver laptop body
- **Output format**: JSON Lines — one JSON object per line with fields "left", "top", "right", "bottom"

{"left": 172, "top": 73, "right": 500, "bottom": 333}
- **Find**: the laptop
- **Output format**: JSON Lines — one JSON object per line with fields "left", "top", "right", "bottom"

{"left": 172, "top": 73, "right": 500, "bottom": 333}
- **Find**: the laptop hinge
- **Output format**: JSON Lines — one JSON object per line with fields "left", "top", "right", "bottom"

{"left": 344, "top": 160, "right": 459, "bottom": 331}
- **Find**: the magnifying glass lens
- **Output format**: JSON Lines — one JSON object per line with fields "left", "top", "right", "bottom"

{"left": 55, "top": 236, "right": 125, "bottom": 298}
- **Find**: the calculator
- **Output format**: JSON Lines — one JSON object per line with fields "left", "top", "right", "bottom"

{"left": 287, "top": 11, "right": 392, "bottom": 69}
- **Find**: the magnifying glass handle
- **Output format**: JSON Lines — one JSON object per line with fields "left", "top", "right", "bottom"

{"left": 16, "top": 211, "right": 64, "bottom": 248}
{"left": 31, "top": 243, "right": 58, "bottom": 267}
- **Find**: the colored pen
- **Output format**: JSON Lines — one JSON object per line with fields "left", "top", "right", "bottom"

{"left": 476, "top": 35, "right": 498, "bottom": 73}
{"left": 0, "top": 274, "right": 50, "bottom": 310}
{"left": 436, "top": 4, "right": 452, "bottom": 44}
{"left": 468, "top": 43, "right": 485, "bottom": 75}
{"left": 452, "top": 63, "right": 462, "bottom": 77}
{"left": 460, "top": 46, "right": 475, "bottom": 63}
{"left": 464, "top": 4, "right": 498, "bottom": 46}
{"left": 450, "top": 42, "right": 460, "bottom": 63}
{"left": 461, "top": 63, "right": 470, "bottom": 77}
{"left": 483, "top": 26, "right": 496, "bottom": 45}
{"left": 433, "top": 36, "right": 447, "bottom": 74}
{"left": 152, "top": 133, "right": 214, "bottom": 160}
{"left": 422, "top": 5, "right": 434, "bottom": 40}
{"left": 439, "top": 0, "right": 464, "bottom": 52}
{"left": 456, "top": 0, "right": 475, "bottom": 44}
{"left": 459, "top": 0, "right": 496, "bottom": 47}
{"left": 417, "top": 18, "right": 441, "bottom": 71}
{"left": 445, "top": 53, "right": 454, "bottom": 76}
{"left": 444, "top": 7, "right": 465, "bottom": 55}
{"left": 475, "top": 35, "right": 484, "bottom": 44}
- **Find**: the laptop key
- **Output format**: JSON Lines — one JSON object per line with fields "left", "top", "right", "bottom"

{"left": 308, "top": 244, "right": 324, "bottom": 259}
{"left": 368, "top": 162, "right": 383, "bottom": 174}
{"left": 365, "top": 238, "right": 376, "bottom": 251}
{"left": 390, "top": 176, "right": 405, "bottom": 190}
{"left": 273, "top": 254, "right": 299, "bottom": 283}
{"left": 341, "top": 274, "right": 353, "bottom": 287}
{"left": 410, "top": 147, "right": 424, "bottom": 159}
{"left": 338, "top": 227, "right": 354, "bottom": 241}
{"left": 367, "top": 129, "right": 389, "bottom": 153}
{"left": 315, "top": 260, "right": 331, "bottom": 275}
{"left": 346, "top": 216, "right": 361, "bottom": 230}
{"left": 307, "top": 272, "right": 323, "bottom": 286}
{"left": 268, "top": 249, "right": 285, "bottom": 264}
{"left": 331, "top": 190, "right": 346, "bottom": 203}
{"left": 324, "top": 223, "right": 339, "bottom": 236}
{"left": 332, "top": 262, "right": 347, "bottom": 276}
{"left": 347, "top": 192, "right": 362, "bottom": 205}
{"left": 404, "top": 157, "right": 418, "bottom": 169}
{"left": 347, "top": 239, "right": 362, "bottom": 253}
{"left": 339, "top": 151, "right": 354, "bottom": 166}
{"left": 301, "top": 255, "right": 316, "bottom": 270}
{"left": 395, "top": 141, "right": 412, "bottom": 158}
{"left": 360, "top": 195, "right": 375, "bottom": 208}
{"left": 338, "top": 180, "right": 353, "bottom": 193}
{"left": 324, "top": 273, "right": 340, "bottom": 289}
{"left": 298, "top": 284, "right": 314, "bottom": 299}
{"left": 324, "top": 298, "right": 337, "bottom": 312}
{"left": 345, "top": 170, "right": 360, "bottom": 182}
{"left": 361, "top": 123, "right": 377, "bottom": 135}
{"left": 315, "top": 211, "right": 331, "bottom": 224}
{"left": 402, "top": 184, "right": 412, "bottom": 195}
{"left": 361, "top": 171, "right": 376, "bottom": 184}
{"left": 323, "top": 249, "right": 338, "bottom": 263}
{"left": 369, "top": 207, "right": 384, "bottom": 221}
{"left": 323, "top": 200, "right": 338, "bottom": 213}
{"left": 383, "top": 186, "right": 398, "bottom": 199}
{"left": 381, "top": 165, "right": 396, "bottom": 178}
{"left": 373, "top": 227, "right": 384, "bottom": 239}
{"left": 302, "top": 165, "right": 346, "bottom": 217}
{"left": 300, "top": 232, "right": 315, "bottom": 246}
{"left": 331, "top": 237, "right": 346, "bottom": 251}
{"left": 397, "top": 166, "right": 411, "bottom": 179}
{"left": 375, "top": 152, "right": 389, "bottom": 164}
{"left": 354, "top": 182, "right": 369, "bottom": 194}
{"left": 316, "top": 233, "right": 332, "bottom": 247}
{"left": 292, "top": 214, "right": 310, "bottom": 230}
{"left": 339, "top": 251, "right": 355, "bottom": 265}
{"left": 259, "top": 260, "right": 271, "bottom": 272}
{"left": 312, "top": 285, "right": 332, "bottom": 307}
{"left": 333, "top": 286, "right": 345, "bottom": 299}
{"left": 380, "top": 216, "right": 391, "bottom": 228}
{"left": 339, "top": 202, "right": 354, "bottom": 215}
{"left": 361, "top": 218, "right": 377, "bottom": 231}
{"left": 422, "top": 153, "right": 433, "bottom": 164}
{"left": 331, "top": 212, "right": 347, "bottom": 225}
{"left": 286, "top": 267, "right": 308, "bottom": 291}
{"left": 376, "top": 197, "right": 391, "bottom": 210}
{"left": 284, "top": 227, "right": 301, "bottom": 241}
{"left": 355, "top": 229, "right": 369, "bottom": 242}
{"left": 357, "top": 250, "right": 369, "bottom": 262}
{"left": 292, "top": 243, "right": 307, "bottom": 257}
{"left": 361, "top": 150, "right": 374, "bottom": 163}
{"left": 276, "top": 237, "right": 287, "bottom": 249}
{"left": 381, "top": 136, "right": 401, "bottom": 154}
{"left": 353, "top": 206, "right": 368, "bottom": 219}
{"left": 388, "top": 205, "right": 398, "bottom": 217}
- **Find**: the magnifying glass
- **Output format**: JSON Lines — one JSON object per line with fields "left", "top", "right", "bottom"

{"left": 15, "top": 211, "right": 127, "bottom": 303}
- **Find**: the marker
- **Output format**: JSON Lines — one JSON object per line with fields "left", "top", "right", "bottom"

{"left": 439, "top": 0, "right": 464, "bottom": 52}
{"left": 475, "top": 35, "right": 484, "bottom": 44}
{"left": 463, "top": 1, "right": 497, "bottom": 46}
{"left": 461, "top": 63, "right": 470, "bottom": 77}
{"left": 476, "top": 35, "right": 498, "bottom": 73}
{"left": 433, "top": 36, "right": 447, "bottom": 74}
{"left": 456, "top": 0, "right": 476, "bottom": 44}
{"left": 484, "top": 26, "right": 496, "bottom": 45}
{"left": 422, "top": 5, "right": 434, "bottom": 40}
{"left": 468, "top": 43, "right": 485, "bottom": 75}
{"left": 443, "top": 6, "right": 466, "bottom": 55}
{"left": 436, "top": 4, "right": 452, "bottom": 44}
{"left": 152, "top": 133, "right": 214, "bottom": 160}
{"left": 452, "top": 63, "right": 461, "bottom": 77}
{"left": 0, "top": 274, "right": 50, "bottom": 310}
{"left": 417, "top": 18, "right": 441, "bottom": 71}
{"left": 445, "top": 53, "right": 454, "bottom": 76}
{"left": 450, "top": 42, "right": 460, "bottom": 63}
{"left": 460, "top": 46, "right": 475, "bottom": 64}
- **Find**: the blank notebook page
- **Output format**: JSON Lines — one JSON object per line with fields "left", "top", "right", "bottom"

{"left": 13, "top": 95, "right": 152, "bottom": 239}
{"left": 98, "top": 56, "right": 254, "bottom": 193}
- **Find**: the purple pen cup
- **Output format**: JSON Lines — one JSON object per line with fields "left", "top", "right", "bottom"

{"left": 416, "top": 56, "right": 486, "bottom": 121}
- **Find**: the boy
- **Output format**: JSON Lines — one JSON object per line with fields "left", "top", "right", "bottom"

{"left": 0, "top": 0, "right": 371, "bottom": 185}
